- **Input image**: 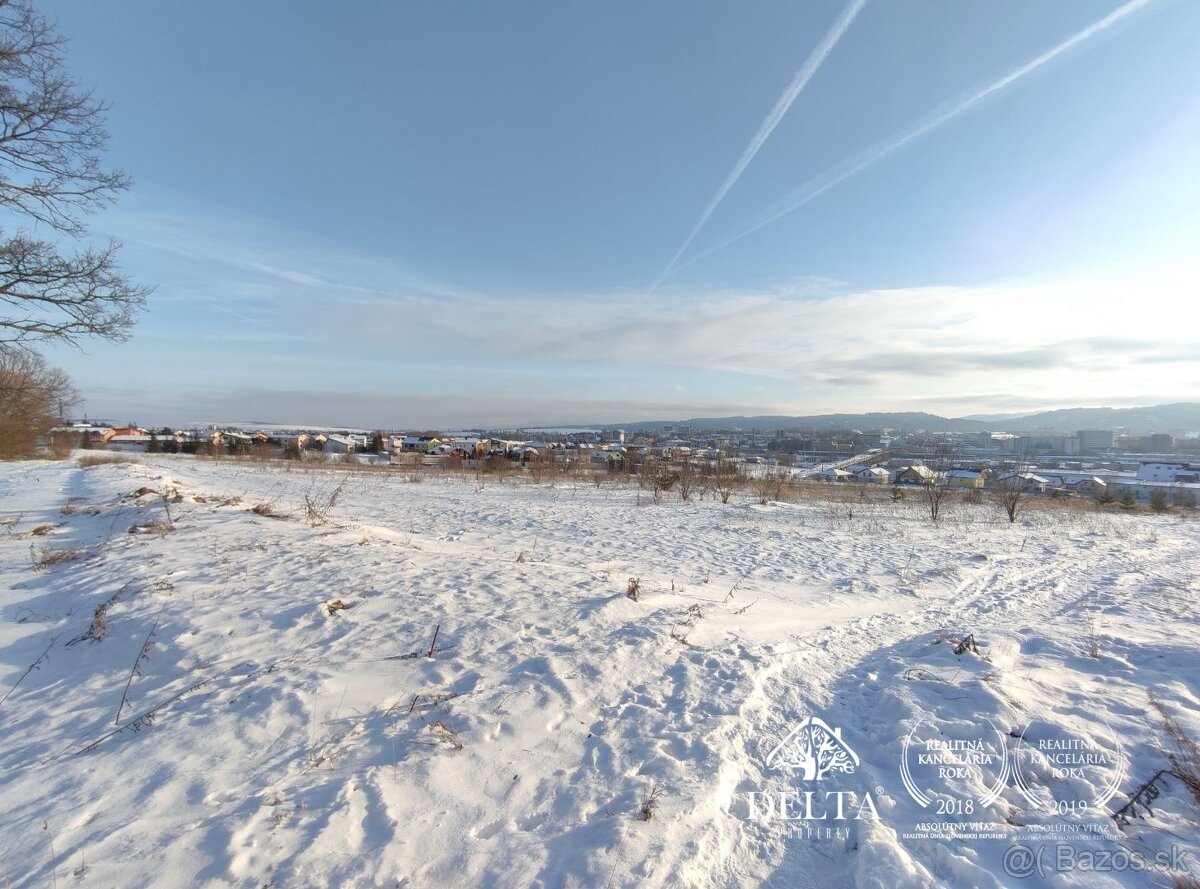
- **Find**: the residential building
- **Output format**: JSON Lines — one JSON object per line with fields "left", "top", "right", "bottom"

{"left": 1136, "top": 462, "right": 1200, "bottom": 483}
{"left": 1077, "top": 430, "right": 1115, "bottom": 453}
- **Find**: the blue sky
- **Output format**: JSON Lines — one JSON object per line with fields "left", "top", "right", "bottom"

{"left": 27, "top": 0, "right": 1200, "bottom": 427}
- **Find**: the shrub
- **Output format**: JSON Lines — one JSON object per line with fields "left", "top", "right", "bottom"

{"left": 711, "top": 459, "right": 744, "bottom": 504}
{"left": 1149, "top": 490, "right": 1170, "bottom": 513}
{"left": 78, "top": 455, "right": 136, "bottom": 468}
{"left": 639, "top": 783, "right": 663, "bottom": 821}
{"left": 31, "top": 545, "right": 81, "bottom": 569}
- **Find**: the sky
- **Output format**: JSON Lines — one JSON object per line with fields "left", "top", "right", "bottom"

{"left": 20, "top": 0, "right": 1200, "bottom": 428}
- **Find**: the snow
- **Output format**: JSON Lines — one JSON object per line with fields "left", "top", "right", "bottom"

{"left": 1, "top": 455, "right": 1198, "bottom": 887}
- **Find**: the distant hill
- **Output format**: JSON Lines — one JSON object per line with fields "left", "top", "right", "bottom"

{"left": 607, "top": 403, "right": 1200, "bottom": 436}
{"left": 961, "top": 411, "right": 1038, "bottom": 423}
{"left": 615, "top": 412, "right": 991, "bottom": 434}
{"left": 1003, "top": 403, "right": 1200, "bottom": 435}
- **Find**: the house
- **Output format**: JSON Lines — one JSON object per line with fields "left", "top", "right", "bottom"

{"left": 324, "top": 435, "right": 355, "bottom": 454}
{"left": 102, "top": 426, "right": 145, "bottom": 442}
{"left": 996, "top": 472, "right": 1052, "bottom": 493}
{"left": 944, "top": 469, "right": 984, "bottom": 489}
{"left": 277, "top": 433, "right": 308, "bottom": 450}
{"left": 853, "top": 466, "right": 890, "bottom": 484}
{"left": 895, "top": 465, "right": 936, "bottom": 485}
{"left": 400, "top": 436, "right": 442, "bottom": 452}
{"left": 1136, "top": 462, "right": 1200, "bottom": 483}
{"left": 220, "top": 431, "right": 254, "bottom": 452}
{"left": 816, "top": 468, "right": 853, "bottom": 482}
{"left": 1042, "top": 474, "right": 1108, "bottom": 498}
{"left": 592, "top": 449, "right": 625, "bottom": 467}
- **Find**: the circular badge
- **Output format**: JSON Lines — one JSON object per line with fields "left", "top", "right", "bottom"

{"left": 1012, "top": 719, "right": 1126, "bottom": 816}
{"left": 900, "top": 716, "right": 1010, "bottom": 816}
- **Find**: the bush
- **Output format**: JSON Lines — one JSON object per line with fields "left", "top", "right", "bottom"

{"left": 0, "top": 346, "right": 78, "bottom": 458}
{"left": 78, "top": 454, "right": 136, "bottom": 468}
{"left": 31, "top": 545, "right": 81, "bottom": 569}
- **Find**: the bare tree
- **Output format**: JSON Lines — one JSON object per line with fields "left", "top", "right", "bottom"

{"left": 527, "top": 449, "right": 558, "bottom": 484}
{"left": 674, "top": 457, "right": 696, "bottom": 502}
{"left": 990, "top": 465, "right": 1028, "bottom": 524}
{"left": 638, "top": 457, "right": 678, "bottom": 503}
{"left": 0, "top": 343, "right": 76, "bottom": 456}
{"left": 924, "top": 473, "right": 951, "bottom": 524}
{"left": 710, "top": 458, "right": 744, "bottom": 504}
{"left": 0, "top": 1, "right": 148, "bottom": 346}
{"left": 750, "top": 468, "right": 785, "bottom": 505}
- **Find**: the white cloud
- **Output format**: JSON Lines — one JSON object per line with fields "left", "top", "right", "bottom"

{"left": 75, "top": 187, "right": 1200, "bottom": 424}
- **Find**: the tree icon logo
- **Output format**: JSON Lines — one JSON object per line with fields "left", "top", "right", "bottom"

{"left": 765, "top": 716, "right": 860, "bottom": 782}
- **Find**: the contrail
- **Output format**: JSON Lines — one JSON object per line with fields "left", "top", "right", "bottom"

{"left": 674, "top": 0, "right": 1159, "bottom": 274}
{"left": 652, "top": 0, "right": 868, "bottom": 290}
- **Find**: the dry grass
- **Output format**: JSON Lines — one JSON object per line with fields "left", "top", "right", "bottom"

{"left": 30, "top": 524, "right": 54, "bottom": 536}
{"left": 129, "top": 520, "right": 174, "bottom": 535}
{"left": 1152, "top": 696, "right": 1200, "bottom": 809}
{"left": 31, "top": 545, "right": 81, "bottom": 569}
{"left": 639, "top": 783, "right": 663, "bottom": 821}
{"left": 77, "top": 455, "right": 137, "bottom": 468}
{"left": 251, "top": 502, "right": 277, "bottom": 517}
{"left": 626, "top": 577, "right": 641, "bottom": 601}
{"left": 427, "top": 720, "right": 463, "bottom": 750}
{"left": 68, "top": 602, "right": 110, "bottom": 645}
{"left": 304, "top": 477, "right": 347, "bottom": 527}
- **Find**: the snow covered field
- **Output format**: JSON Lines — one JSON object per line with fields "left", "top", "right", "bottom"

{"left": 1, "top": 456, "right": 1197, "bottom": 888}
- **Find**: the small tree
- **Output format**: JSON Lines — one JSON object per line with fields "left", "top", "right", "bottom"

{"left": 527, "top": 450, "right": 557, "bottom": 484}
{"left": 711, "top": 458, "right": 744, "bottom": 504}
{"left": 991, "top": 468, "right": 1028, "bottom": 524}
{"left": 924, "top": 475, "right": 951, "bottom": 524}
{"left": 1149, "top": 490, "right": 1170, "bottom": 513}
{"left": 750, "top": 469, "right": 785, "bottom": 505}
{"left": 675, "top": 458, "right": 696, "bottom": 502}
{"left": 640, "top": 459, "right": 678, "bottom": 503}
{"left": 0, "top": 344, "right": 76, "bottom": 456}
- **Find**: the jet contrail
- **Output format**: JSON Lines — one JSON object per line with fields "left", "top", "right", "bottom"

{"left": 652, "top": 0, "right": 868, "bottom": 290}
{"left": 673, "top": 0, "right": 1160, "bottom": 274}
